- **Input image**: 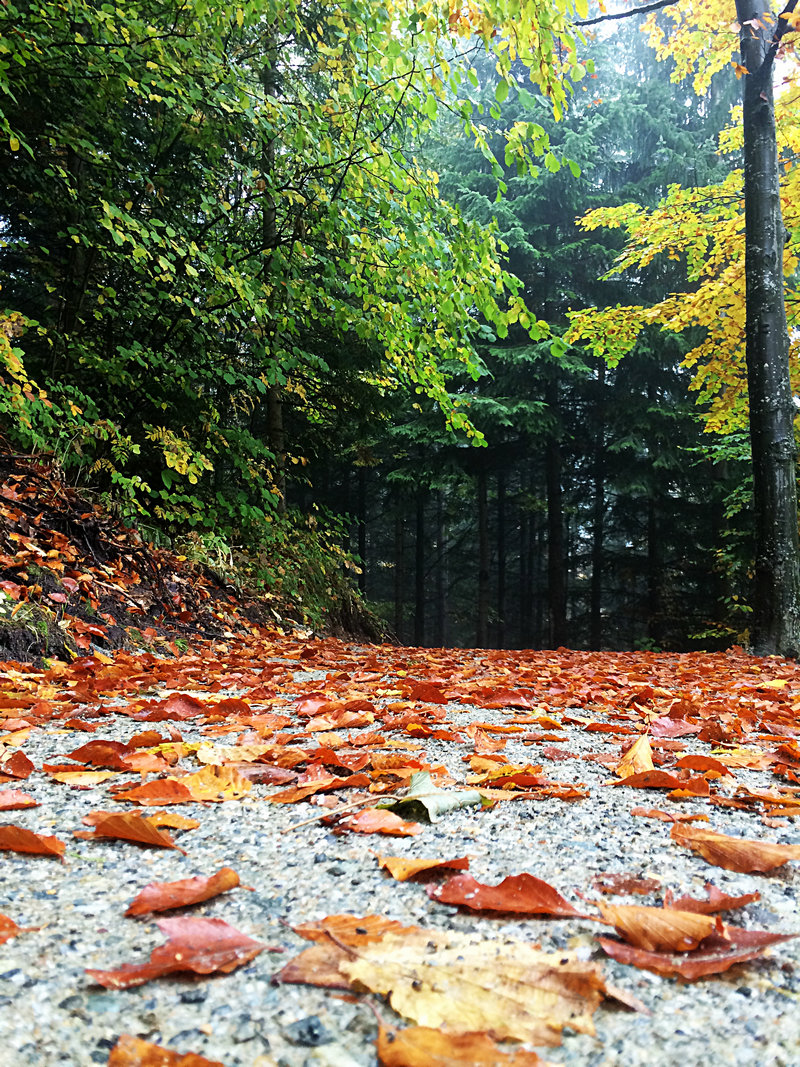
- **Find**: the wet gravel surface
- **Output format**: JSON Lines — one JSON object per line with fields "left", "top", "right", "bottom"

{"left": 0, "top": 646, "right": 799, "bottom": 1066}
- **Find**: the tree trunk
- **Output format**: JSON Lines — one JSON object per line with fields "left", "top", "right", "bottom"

{"left": 415, "top": 491, "right": 426, "bottom": 646}
{"left": 394, "top": 508, "right": 405, "bottom": 642}
{"left": 545, "top": 384, "right": 567, "bottom": 647}
{"left": 590, "top": 361, "right": 606, "bottom": 650}
{"left": 476, "top": 466, "right": 489, "bottom": 647}
{"left": 357, "top": 465, "right": 367, "bottom": 595}
{"left": 736, "top": 0, "right": 800, "bottom": 656}
{"left": 497, "top": 471, "right": 506, "bottom": 648}
{"left": 435, "top": 491, "right": 448, "bottom": 647}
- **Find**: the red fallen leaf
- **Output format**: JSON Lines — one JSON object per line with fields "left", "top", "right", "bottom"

{"left": 376, "top": 1024, "right": 550, "bottom": 1065}
{"left": 428, "top": 873, "right": 588, "bottom": 918}
{"left": 670, "top": 823, "right": 800, "bottom": 872}
{"left": 405, "top": 724, "right": 462, "bottom": 742}
{"left": 75, "top": 812, "right": 185, "bottom": 852}
{"left": 404, "top": 680, "right": 448, "bottom": 703}
{"left": 612, "top": 770, "right": 683, "bottom": 789}
{"left": 126, "top": 868, "right": 241, "bottom": 916}
{"left": 674, "top": 754, "right": 734, "bottom": 777}
{"left": 338, "top": 808, "right": 423, "bottom": 836}
{"left": 630, "top": 807, "right": 709, "bottom": 823}
{"left": 86, "top": 916, "right": 268, "bottom": 989}
{"left": 664, "top": 883, "right": 760, "bottom": 914}
{"left": 0, "top": 750, "right": 35, "bottom": 780}
{"left": 0, "top": 913, "right": 38, "bottom": 945}
{"left": 597, "top": 926, "right": 795, "bottom": 980}
{"left": 591, "top": 872, "right": 661, "bottom": 896}
{"left": 667, "top": 776, "right": 710, "bottom": 798}
{"left": 377, "top": 854, "right": 470, "bottom": 881}
{"left": 294, "top": 693, "right": 332, "bottom": 716}
{"left": 63, "top": 739, "right": 132, "bottom": 769}
{"left": 0, "top": 824, "right": 65, "bottom": 858}
{"left": 479, "top": 688, "right": 536, "bottom": 709}
{"left": 0, "top": 788, "right": 38, "bottom": 810}
{"left": 108, "top": 1033, "right": 225, "bottom": 1066}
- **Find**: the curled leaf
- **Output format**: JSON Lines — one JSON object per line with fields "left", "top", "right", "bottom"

{"left": 428, "top": 873, "right": 587, "bottom": 918}
{"left": 671, "top": 823, "right": 800, "bottom": 872}
{"left": 125, "top": 867, "right": 241, "bottom": 916}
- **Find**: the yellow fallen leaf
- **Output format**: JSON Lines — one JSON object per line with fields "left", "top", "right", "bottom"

{"left": 615, "top": 735, "right": 653, "bottom": 778}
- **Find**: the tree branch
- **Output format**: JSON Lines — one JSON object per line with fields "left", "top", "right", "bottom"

{"left": 576, "top": 0, "right": 680, "bottom": 28}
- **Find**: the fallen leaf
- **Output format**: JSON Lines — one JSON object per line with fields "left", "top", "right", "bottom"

{"left": 0, "top": 913, "right": 38, "bottom": 944}
{"left": 382, "top": 770, "right": 483, "bottom": 822}
{"left": 594, "top": 902, "right": 723, "bottom": 952}
{"left": 126, "top": 867, "right": 241, "bottom": 916}
{"left": 664, "top": 883, "right": 760, "bottom": 914}
{"left": 108, "top": 1034, "right": 225, "bottom": 1066}
{"left": 111, "top": 778, "right": 194, "bottom": 805}
{"left": 339, "top": 808, "right": 423, "bottom": 836}
{"left": 75, "top": 812, "right": 185, "bottom": 852}
{"left": 377, "top": 854, "right": 470, "bottom": 881}
{"left": 428, "top": 873, "right": 588, "bottom": 918}
{"left": 0, "top": 788, "right": 38, "bottom": 810}
{"left": 376, "top": 1024, "right": 552, "bottom": 1065}
{"left": 670, "top": 823, "right": 800, "bottom": 872}
{"left": 630, "top": 808, "right": 709, "bottom": 823}
{"left": 612, "top": 770, "right": 683, "bottom": 789}
{"left": 591, "top": 872, "right": 660, "bottom": 896}
{"left": 0, "top": 750, "right": 35, "bottom": 779}
{"left": 615, "top": 735, "right": 654, "bottom": 777}
{"left": 597, "top": 926, "right": 795, "bottom": 980}
{"left": 0, "top": 823, "right": 65, "bottom": 858}
{"left": 86, "top": 916, "right": 268, "bottom": 989}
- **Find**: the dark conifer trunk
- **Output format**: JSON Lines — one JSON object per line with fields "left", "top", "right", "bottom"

{"left": 736, "top": 0, "right": 800, "bottom": 656}
{"left": 496, "top": 471, "right": 506, "bottom": 648}
{"left": 590, "top": 362, "right": 606, "bottom": 650}
{"left": 415, "top": 491, "right": 426, "bottom": 646}
{"left": 394, "top": 509, "right": 405, "bottom": 642}
{"left": 545, "top": 384, "right": 567, "bottom": 647}
{"left": 476, "top": 466, "right": 489, "bottom": 647}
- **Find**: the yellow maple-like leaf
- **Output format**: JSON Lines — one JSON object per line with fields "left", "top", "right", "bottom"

{"left": 615, "top": 734, "right": 654, "bottom": 778}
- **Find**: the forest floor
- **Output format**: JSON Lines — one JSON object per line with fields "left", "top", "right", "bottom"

{"left": 1, "top": 453, "right": 800, "bottom": 1066}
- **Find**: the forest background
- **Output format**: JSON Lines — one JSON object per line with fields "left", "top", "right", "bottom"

{"left": 2, "top": 0, "right": 800, "bottom": 656}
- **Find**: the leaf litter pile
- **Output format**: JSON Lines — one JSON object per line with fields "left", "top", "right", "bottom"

{"left": 1, "top": 629, "right": 800, "bottom": 1066}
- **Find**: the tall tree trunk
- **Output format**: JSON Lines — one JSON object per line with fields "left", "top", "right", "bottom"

{"left": 647, "top": 496, "right": 662, "bottom": 647}
{"left": 357, "top": 465, "right": 367, "bottom": 595}
{"left": 435, "top": 491, "right": 447, "bottom": 647}
{"left": 736, "top": 0, "right": 800, "bottom": 656}
{"left": 415, "top": 491, "right": 426, "bottom": 646}
{"left": 590, "top": 361, "right": 606, "bottom": 650}
{"left": 394, "top": 508, "right": 405, "bottom": 642}
{"left": 545, "top": 384, "right": 567, "bottom": 647}
{"left": 476, "top": 466, "right": 489, "bottom": 647}
{"left": 496, "top": 471, "right": 506, "bottom": 648}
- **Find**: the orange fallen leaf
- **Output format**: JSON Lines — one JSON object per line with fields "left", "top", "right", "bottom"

{"left": 630, "top": 807, "right": 709, "bottom": 823}
{"left": 597, "top": 926, "right": 795, "bottom": 980}
{"left": 671, "top": 823, "right": 800, "bottom": 872}
{"left": 615, "top": 735, "right": 653, "bottom": 778}
{"left": 126, "top": 867, "right": 240, "bottom": 916}
{"left": 108, "top": 1033, "right": 225, "bottom": 1066}
{"left": 144, "top": 811, "right": 200, "bottom": 831}
{"left": 86, "top": 916, "right": 268, "bottom": 989}
{"left": 0, "top": 913, "right": 38, "bottom": 944}
{"left": 75, "top": 812, "right": 185, "bottom": 852}
{"left": 0, "top": 788, "right": 38, "bottom": 810}
{"left": 339, "top": 809, "right": 423, "bottom": 836}
{"left": 0, "top": 823, "right": 65, "bottom": 858}
{"left": 612, "top": 770, "right": 683, "bottom": 789}
{"left": 111, "top": 778, "right": 194, "bottom": 806}
{"left": 0, "top": 750, "right": 35, "bottom": 779}
{"left": 47, "top": 770, "right": 118, "bottom": 786}
{"left": 428, "top": 873, "right": 588, "bottom": 918}
{"left": 594, "top": 902, "right": 723, "bottom": 952}
{"left": 376, "top": 1024, "right": 551, "bottom": 1065}
{"left": 591, "top": 872, "right": 660, "bottom": 896}
{"left": 377, "top": 854, "right": 470, "bottom": 881}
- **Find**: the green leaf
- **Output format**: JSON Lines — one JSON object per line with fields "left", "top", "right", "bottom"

{"left": 495, "top": 78, "right": 509, "bottom": 103}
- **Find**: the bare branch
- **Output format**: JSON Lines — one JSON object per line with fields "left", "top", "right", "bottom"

{"left": 576, "top": 0, "right": 680, "bottom": 28}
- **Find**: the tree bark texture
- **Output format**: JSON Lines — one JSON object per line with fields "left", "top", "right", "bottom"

{"left": 476, "top": 466, "right": 489, "bottom": 647}
{"left": 736, "top": 0, "right": 800, "bottom": 656}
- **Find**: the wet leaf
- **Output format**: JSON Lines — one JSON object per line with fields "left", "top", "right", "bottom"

{"left": 125, "top": 867, "right": 241, "bottom": 916}
{"left": 428, "top": 873, "right": 588, "bottom": 918}
{"left": 670, "top": 823, "right": 800, "bottom": 872}
{"left": 86, "top": 916, "right": 268, "bottom": 989}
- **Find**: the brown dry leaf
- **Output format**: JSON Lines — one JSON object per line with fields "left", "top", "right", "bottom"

{"left": 671, "top": 823, "right": 800, "bottom": 872}
{"left": 664, "top": 883, "right": 760, "bottom": 914}
{"left": 111, "top": 778, "right": 194, "bottom": 806}
{"left": 0, "top": 750, "right": 35, "bottom": 779}
{"left": 75, "top": 812, "right": 185, "bottom": 852}
{"left": 0, "top": 788, "right": 38, "bottom": 811}
{"left": 0, "top": 823, "right": 65, "bottom": 858}
{"left": 377, "top": 854, "right": 470, "bottom": 881}
{"left": 630, "top": 808, "right": 709, "bottom": 824}
{"left": 597, "top": 926, "right": 795, "bottom": 981}
{"left": 615, "top": 735, "right": 654, "bottom": 778}
{"left": 108, "top": 1033, "right": 225, "bottom": 1066}
{"left": 339, "top": 928, "right": 613, "bottom": 1047}
{"left": 594, "top": 902, "right": 723, "bottom": 952}
{"left": 612, "top": 770, "right": 683, "bottom": 789}
{"left": 376, "top": 1024, "right": 552, "bottom": 1066}
{"left": 126, "top": 867, "right": 241, "bottom": 916}
{"left": 292, "top": 913, "right": 414, "bottom": 945}
{"left": 428, "top": 873, "right": 588, "bottom": 918}
{"left": 86, "top": 916, "right": 267, "bottom": 989}
{"left": 591, "top": 872, "right": 660, "bottom": 896}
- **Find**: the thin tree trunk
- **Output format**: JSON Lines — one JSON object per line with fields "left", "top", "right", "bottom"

{"left": 545, "top": 385, "right": 567, "bottom": 647}
{"left": 647, "top": 496, "right": 661, "bottom": 647}
{"left": 394, "top": 509, "right": 405, "bottom": 642}
{"left": 736, "top": 0, "right": 800, "bottom": 656}
{"left": 497, "top": 471, "right": 506, "bottom": 648}
{"left": 357, "top": 466, "right": 367, "bottom": 595}
{"left": 590, "top": 362, "right": 606, "bottom": 650}
{"left": 415, "top": 491, "right": 425, "bottom": 646}
{"left": 435, "top": 491, "right": 446, "bottom": 647}
{"left": 476, "top": 466, "right": 489, "bottom": 647}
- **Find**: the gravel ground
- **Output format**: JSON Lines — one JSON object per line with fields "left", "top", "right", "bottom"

{"left": 0, "top": 645, "right": 799, "bottom": 1066}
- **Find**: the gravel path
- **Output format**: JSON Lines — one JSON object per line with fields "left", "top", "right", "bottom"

{"left": 1, "top": 640, "right": 799, "bottom": 1066}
